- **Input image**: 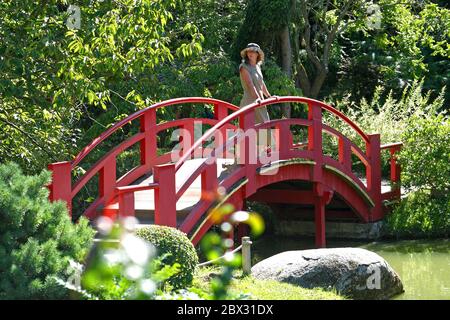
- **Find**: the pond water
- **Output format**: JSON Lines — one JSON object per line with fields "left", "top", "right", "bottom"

{"left": 251, "top": 236, "right": 450, "bottom": 300}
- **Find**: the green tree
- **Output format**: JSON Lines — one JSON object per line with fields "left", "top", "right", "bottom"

{"left": 0, "top": 162, "right": 94, "bottom": 299}
{"left": 0, "top": 0, "right": 203, "bottom": 173}
{"left": 235, "top": 0, "right": 369, "bottom": 102}
{"left": 234, "top": 0, "right": 449, "bottom": 108}
{"left": 326, "top": 0, "right": 450, "bottom": 105}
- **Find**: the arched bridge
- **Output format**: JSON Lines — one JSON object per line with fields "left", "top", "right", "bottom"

{"left": 48, "top": 96, "right": 402, "bottom": 247}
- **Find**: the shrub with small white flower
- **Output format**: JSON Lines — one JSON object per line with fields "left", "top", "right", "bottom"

{"left": 65, "top": 216, "right": 180, "bottom": 300}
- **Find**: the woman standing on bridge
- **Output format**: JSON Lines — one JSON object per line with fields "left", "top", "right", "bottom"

{"left": 239, "top": 43, "right": 274, "bottom": 124}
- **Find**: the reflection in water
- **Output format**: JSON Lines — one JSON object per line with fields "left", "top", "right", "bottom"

{"left": 252, "top": 236, "right": 450, "bottom": 300}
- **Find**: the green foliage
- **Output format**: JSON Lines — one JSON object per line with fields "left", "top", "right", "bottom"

{"left": 2, "top": 0, "right": 449, "bottom": 178}
{"left": 386, "top": 191, "right": 450, "bottom": 238}
{"left": 57, "top": 218, "right": 181, "bottom": 300}
{"left": 61, "top": 201, "right": 266, "bottom": 300}
{"left": 0, "top": 0, "right": 203, "bottom": 174}
{"left": 135, "top": 225, "right": 199, "bottom": 290}
{"left": 328, "top": 0, "right": 450, "bottom": 105}
{"left": 234, "top": 0, "right": 291, "bottom": 59}
{"left": 75, "top": 54, "right": 299, "bottom": 160}
{"left": 195, "top": 202, "right": 265, "bottom": 300}
{"left": 262, "top": 59, "right": 303, "bottom": 101}
{"left": 398, "top": 112, "right": 450, "bottom": 194}
{"left": 178, "top": 0, "right": 245, "bottom": 52}
{"left": 380, "top": 83, "right": 449, "bottom": 238}
{"left": 323, "top": 79, "right": 446, "bottom": 174}
{"left": 199, "top": 233, "right": 242, "bottom": 300}
{"left": 0, "top": 162, "right": 94, "bottom": 299}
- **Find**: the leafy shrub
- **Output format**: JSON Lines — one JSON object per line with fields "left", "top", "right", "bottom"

{"left": 135, "top": 225, "right": 198, "bottom": 290}
{"left": 385, "top": 191, "right": 450, "bottom": 238}
{"left": 76, "top": 218, "right": 180, "bottom": 300}
{"left": 399, "top": 112, "right": 450, "bottom": 194}
{"left": 0, "top": 162, "right": 94, "bottom": 299}
{"left": 323, "top": 79, "right": 446, "bottom": 174}
{"left": 385, "top": 100, "right": 449, "bottom": 237}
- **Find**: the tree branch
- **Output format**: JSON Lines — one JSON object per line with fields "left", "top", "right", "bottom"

{"left": 299, "top": 0, "right": 323, "bottom": 71}
{"left": 295, "top": 63, "right": 311, "bottom": 96}
{"left": 323, "top": 0, "right": 355, "bottom": 68}
{"left": 0, "top": 114, "right": 55, "bottom": 159}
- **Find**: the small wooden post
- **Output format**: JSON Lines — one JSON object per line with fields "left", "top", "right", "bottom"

{"left": 241, "top": 236, "right": 252, "bottom": 275}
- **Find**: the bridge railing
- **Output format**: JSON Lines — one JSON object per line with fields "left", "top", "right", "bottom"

{"left": 48, "top": 97, "right": 239, "bottom": 220}
{"left": 48, "top": 96, "right": 401, "bottom": 234}
{"left": 163, "top": 97, "right": 386, "bottom": 237}
{"left": 380, "top": 142, "right": 403, "bottom": 202}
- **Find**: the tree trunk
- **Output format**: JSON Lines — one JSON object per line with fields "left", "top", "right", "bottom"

{"left": 279, "top": 25, "right": 292, "bottom": 118}
{"left": 295, "top": 64, "right": 311, "bottom": 97}
{"left": 310, "top": 67, "right": 327, "bottom": 99}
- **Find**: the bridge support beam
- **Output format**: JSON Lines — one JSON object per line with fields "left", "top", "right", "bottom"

{"left": 314, "top": 197, "right": 326, "bottom": 248}
{"left": 313, "top": 183, "right": 334, "bottom": 248}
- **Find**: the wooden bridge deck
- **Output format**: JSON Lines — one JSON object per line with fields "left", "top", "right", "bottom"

{"left": 105, "top": 158, "right": 234, "bottom": 217}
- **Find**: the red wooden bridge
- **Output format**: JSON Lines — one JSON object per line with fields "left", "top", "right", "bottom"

{"left": 47, "top": 96, "right": 402, "bottom": 247}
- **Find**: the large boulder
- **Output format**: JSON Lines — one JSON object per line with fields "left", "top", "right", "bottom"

{"left": 251, "top": 248, "right": 404, "bottom": 299}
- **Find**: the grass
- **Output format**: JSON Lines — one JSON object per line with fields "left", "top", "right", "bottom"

{"left": 192, "top": 266, "right": 345, "bottom": 300}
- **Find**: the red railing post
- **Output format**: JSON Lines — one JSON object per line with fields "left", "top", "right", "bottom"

{"left": 153, "top": 163, "right": 177, "bottom": 227}
{"left": 366, "top": 134, "right": 382, "bottom": 221}
{"left": 214, "top": 103, "right": 230, "bottom": 158}
{"left": 338, "top": 137, "right": 352, "bottom": 172}
{"left": 275, "top": 122, "right": 291, "bottom": 158}
{"left": 308, "top": 103, "right": 323, "bottom": 181}
{"left": 201, "top": 161, "right": 218, "bottom": 201}
{"left": 178, "top": 162, "right": 218, "bottom": 235}
{"left": 239, "top": 110, "right": 257, "bottom": 195}
{"left": 118, "top": 192, "right": 135, "bottom": 218}
{"left": 140, "top": 109, "right": 157, "bottom": 171}
{"left": 48, "top": 161, "right": 72, "bottom": 217}
{"left": 99, "top": 157, "right": 117, "bottom": 201}
{"left": 181, "top": 120, "right": 197, "bottom": 159}
{"left": 390, "top": 145, "right": 402, "bottom": 199}
{"left": 214, "top": 102, "right": 228, "bottom": 121}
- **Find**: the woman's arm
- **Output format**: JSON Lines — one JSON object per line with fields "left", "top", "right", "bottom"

{"left": 240, "top": 67, "right": 262, "bottom": 100}
{"left": 261, "top": 80, "right": 271, "bottom": 99}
